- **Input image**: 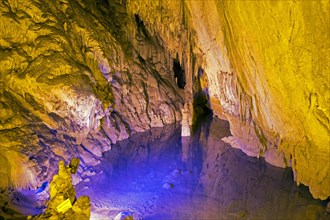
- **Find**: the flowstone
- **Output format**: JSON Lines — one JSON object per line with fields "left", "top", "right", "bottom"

{"left": 30, "top": 159, "right": 90, "bottom": 220}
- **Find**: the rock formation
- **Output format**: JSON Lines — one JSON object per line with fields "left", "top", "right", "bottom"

{"left": 0, "top": 0, "right": 329, "bottom": 200}
{"left": 181, "top": 103, "right": 191, "bottom": 137}
{"left": 126, "top": 0, "right": 330, "bottom": 200}
{"left": 31, "top": 160, "right": 90, "bottom": 219}
{"left": 0, "top": 0, "right": 184, "bottom": 190}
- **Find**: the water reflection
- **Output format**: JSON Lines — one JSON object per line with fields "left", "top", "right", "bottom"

{"left": 76, "top": 117, "right": 327, "bottom": 220}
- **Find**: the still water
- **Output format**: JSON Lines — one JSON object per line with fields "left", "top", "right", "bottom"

{"left": 76, "top": 116, "right": 328, "bottom": 220}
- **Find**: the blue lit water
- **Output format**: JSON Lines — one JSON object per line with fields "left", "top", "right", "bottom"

{"left": 76, "top": 117, "right": 328, "bottom": 220}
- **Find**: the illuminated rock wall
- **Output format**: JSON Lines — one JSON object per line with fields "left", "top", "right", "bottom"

{"left": 210, "top": 1, "right": 330, "bottom": 200}
{"left": 0, "top": 0, "right": 329, "bottom": 200}
{"left": 128, "top": 0, "right": 329, "bottom": 199}
{"left": 0, "top": 0, "right": 183, "bottom": 189}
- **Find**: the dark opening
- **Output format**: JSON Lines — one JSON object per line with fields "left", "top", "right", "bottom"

{"left": 134, "top": 14, "right": 149, "bottom": 38}
{"left": 173, "top": 55, "right": 186, "bottom": 89}
{"left": 192, "top": 67, "right": 212, "bottom": 132}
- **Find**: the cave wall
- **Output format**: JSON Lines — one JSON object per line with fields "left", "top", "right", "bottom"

{"left": 0, "top": 0, "right": 329, "bottom": 200}
{"left": 0, "top": 0, "right": 184, "bottom": 188}
{"left": 127, "top": 0, "right": 329, "bottom": 199}
{"left": 210, "top": 1, "right": 330, "bottom": 200}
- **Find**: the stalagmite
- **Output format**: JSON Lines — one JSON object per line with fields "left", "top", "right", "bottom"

{"left": 181, "top": 103, "right": 191, "bottom": 137}
{"left": 31, "top": 159, "right": 90, "bottom": 219}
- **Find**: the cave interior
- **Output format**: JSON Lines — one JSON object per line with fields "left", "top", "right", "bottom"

{"left": 0, "top": 0, "right": 329, "bottom": 219}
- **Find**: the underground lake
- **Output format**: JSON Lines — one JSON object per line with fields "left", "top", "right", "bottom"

{"left": 77, "top": 117, "right": 328, "bottom": 219}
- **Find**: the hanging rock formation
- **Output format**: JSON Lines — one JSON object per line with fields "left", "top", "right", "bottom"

{"left": 0, "top": 0, "right": 329, "bottom": 200}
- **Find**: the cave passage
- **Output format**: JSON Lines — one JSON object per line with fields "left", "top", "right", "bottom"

{"left": 192, "top": 67, "right": 212, "bottom": 130}
{"left": 70, "top": 117, "right": 325, "bottom": 219}
{"left": 173, "top": 57, "right": 186, "bottom": 89}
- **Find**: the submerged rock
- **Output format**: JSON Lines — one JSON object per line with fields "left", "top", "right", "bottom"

{"left": 162, "top": 182, "right": 174, "bottom": 190}
{"left": 114, "top": 211, "right": 134, "bottom": 220}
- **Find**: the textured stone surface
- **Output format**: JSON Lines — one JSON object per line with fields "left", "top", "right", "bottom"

{"left": 32, "top": 160, "right": 90, "bottom": 219}
{"left": 0, "top": 0, "right": 184, "bottom": 189}
{"left": 195, "top": 1, "right": 330, "bottom": 200}
{"left": 0, "top": 0, "right": 329, "bottom": 200}
{"left": 125, "top": 0, "right": 330, "bottom": 199}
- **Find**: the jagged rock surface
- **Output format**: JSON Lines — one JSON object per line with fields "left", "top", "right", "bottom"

{"left": 0, "top": 0, "right": 329, "bottom": 201}
{"left": 31, "top": 160, "right": 90, "bottom": 219}
{"left": 126, "top": 0, "right": 330, "bottom": 199}
{"left": 0, "top": 0, "right": 184, "bottom": 189}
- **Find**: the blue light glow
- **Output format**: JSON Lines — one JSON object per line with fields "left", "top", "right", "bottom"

{"left": 74, "top": 117, "right": 327, "bottom": 219}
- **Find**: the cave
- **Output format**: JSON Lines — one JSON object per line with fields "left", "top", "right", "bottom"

{"left": 0, "top": 0, "right": 329, "bottom": 219}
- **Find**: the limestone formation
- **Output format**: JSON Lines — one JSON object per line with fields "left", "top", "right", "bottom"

{"left": 127, "top": 0, "right": 330, "bottom": 200}
{"left": 0, "top": 0, "right": 329, "bottom": 201}
{"left": 31, "top": 160, "right": 90, "bottom": 219}
{"left": 181, "top": 103, "right": 191, "bottom": 137}
{"left": 0, "top": 0, "right": 183, "bottom": 190}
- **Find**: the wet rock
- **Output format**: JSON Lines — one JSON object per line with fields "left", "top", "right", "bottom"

{"left": 162, "top": 182, "right": 174, "bottom": 189}
{"left": 172, "top": 169, "right": 181, "bottom": 176}
{"left": 83, "top": 178, "right": 91, "bottom": 183}
{"left": 114, "top": 211, "right": 134, "bottom": 220}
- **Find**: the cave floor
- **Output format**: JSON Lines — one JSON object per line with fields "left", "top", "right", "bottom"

{"left": 75, "top": 117, "right": 328, "bottom": 220}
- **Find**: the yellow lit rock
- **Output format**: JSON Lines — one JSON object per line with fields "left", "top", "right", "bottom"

{"left": 0, "top": 0, "right": 329, "bottom": 201}
{"left": 128, "top": 0, "right": 329, "bottom": 199}
{"left": 192, "top": 0, "right": 330, "bottom": 199}
{"left": 30, "top": 160, "right": 90, "bottom": 219}
{"left": 219, "top": 0, "right": 329, "bottom": 200}
{"left": 0, "top": 0, "right": 184, "bottom": 191}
